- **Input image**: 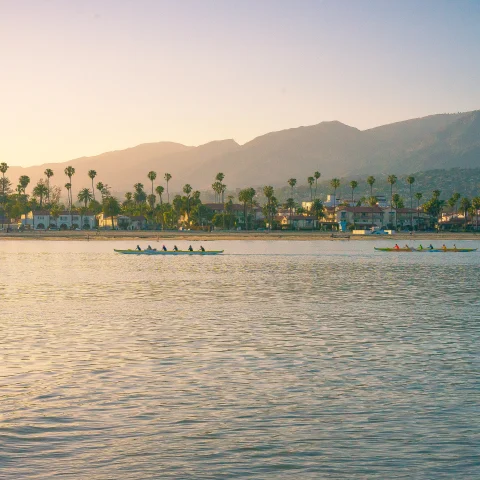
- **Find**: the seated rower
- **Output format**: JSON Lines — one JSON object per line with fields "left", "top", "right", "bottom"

{"left": 442, "top": 244, "right": 447, "bottom": 251}
{"left": 394, "top": 244, "right": 400, "bottom": 250}
{"left": 404, "top": 244, "right": 410, "bottom": 250}
{"left": 136, "top": 245, "right": 142, "bottom": 251}
{"left": 162, "top": 245, "right": 167, "bottom": 251}
{"left": 428, "top": 244, "right": 434, "bottom": 250}
{"left": 173, "top": 245, "right": 179, "bottom": 252}
{"left": 199, "top": 245, "right": 205, "bottom": 252}
{"left": 453, "top": 244, "right": 457, "bottom": 251}
{"left": 147, "top": 245, "right": 152, "bottom": 250}
{"left": 188, "top": 245, "right": 193, "bottom": 252}
{"left": 418, "top": 244, "right": 423, "bottom": 250}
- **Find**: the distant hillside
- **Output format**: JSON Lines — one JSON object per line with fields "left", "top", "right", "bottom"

{"left": 267, "top": 168, "right": 480, "bottom": 204}
{"left": 4, "top": 110, "right": 480, "bottom": 198}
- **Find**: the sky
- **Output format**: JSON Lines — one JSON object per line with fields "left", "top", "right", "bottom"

{"left": 1, "top": 0, "right": 480, "bottom": 167}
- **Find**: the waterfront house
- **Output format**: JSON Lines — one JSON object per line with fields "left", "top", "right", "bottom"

{"left": 21, "top": 211, "right": 96, "bottom": 230}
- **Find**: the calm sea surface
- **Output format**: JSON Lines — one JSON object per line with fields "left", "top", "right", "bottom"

{"left": 1, "top": 239, "right": 479, "bottom": 479}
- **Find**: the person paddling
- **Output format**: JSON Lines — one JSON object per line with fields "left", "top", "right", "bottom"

{"left": 173, "top": 245, "right": 179, "bottom": 252}
{"left": 394, "top": 244, "right": 400, "bottom": 250}
{"left": 136, "top": 245, "right": 142, "bottom": 251}
{"left": 188, "top": 245, "right": 193, "bottom": 252}
{"left": 162, "top": 245, "right": 167, "bottom": 251}
{"left": 442, "top": 244, "right": 447, "bottom": 251}
{"left": 199, "top": 245, "right": 205, "bottom": 252}
{"left": 428, "top": 244, "right": 434, "bottom": 250}
{"left": 418, "top": 244, "right": 423, "bottom": 250}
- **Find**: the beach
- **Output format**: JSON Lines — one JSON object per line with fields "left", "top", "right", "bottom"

{"left": 1, "top": 230, "right": 479, "bottom": 241}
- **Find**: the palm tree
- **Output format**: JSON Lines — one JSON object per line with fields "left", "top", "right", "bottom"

{"left": 387, "top": 175, "right": 397, "bottom": 228}
{"left": 285, "top": 198, "right": 296, "bottom": 228}
{"left": 392, "top": 193, "right": 402, "bottom": 230}
{"left": 307, "top": 177, "right": 315, "bottom": 201}
{"left": 212, "top": 181, "right": 221, "bottom": 203}
{"left": 311, "top": 199, "right": 324, "bottom": 229}
{"left": 330, "top": 178, "right": 340, "bottom": 229}
{"left": 32, "top": 182, "right": 49, "bottom": 208}
{"left": 349, "top": 180, "right": 358, "bottom": 205}
{"left": 183, "top": 184, "right": 192, "bottom": 223}
{"left": 147, "top": 171, "right": 157, "bottom": 195}
{"left": 460, "top": 197, "right": 471, "bottom": 230}
{"left": 239, "top": 188, "right": 254, "bottom": 230}
{"left": 367, "top": 176, "right": 375, "bottom": 196}
{"left": 64, "top": 166, "right": 75, "bottom": 213}
{"left": 77, "top": 188, "right": 93, "bottom": 208}
{"left": 313, "top": 171, "right": 321, "bottom": 200}
{"left": 368, "top": 195, "right": 378, "bottom": 230}
{"left": 406, "top": 175, "right": 415, "bottom": 229}
{"left": 164, "top": 173, "right": 172, "bottom": 203}
{"left": 451, "top": 192, "right": 461, "bottom": 214}
{"left": 415, "top": 192, "right": 423, "bottom": 230}
{"left": 103, "top": 196, "right": 121, "bottom": 230}
{"left": 349, "top": 180, "right": 358, "bottom": 230}
{"left": 96, "top": 182, "right": 104, "bottom": 201}
{"left": 44, "top": 168, "right": 54, "bottom": 203}
{"left": 18, "top": 175, "right": 30, "bottom": 195}
{"left": 263, "top": 185, "right": 275, "bottom": 230}
{"left": 155, "top": 185, "right": 164, "bottom": 205}
{"left": 0, "top": 162, "right": 8, "bottom": 223}
{"left": 64, "top": 183, "right": 72, "bottom": 209}
{"left": 472, "top": 197, "right": 480, "bottom": 231}
{"left": 88, "top": 170, "right": 97, "bottom": 200}
{"left": 287, "top": 178, "right": 297, "bottom": 198}
{"left": 216, "top": 173, "right": 225, "bottom": 202}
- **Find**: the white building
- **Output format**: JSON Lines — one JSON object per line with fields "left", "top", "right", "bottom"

{"left": 21, "top": 211, "right": 96, "bottom": 230}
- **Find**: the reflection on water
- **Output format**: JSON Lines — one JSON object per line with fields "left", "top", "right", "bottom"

{"left": 1, "top": 240, "right": 479, "bottom": 478}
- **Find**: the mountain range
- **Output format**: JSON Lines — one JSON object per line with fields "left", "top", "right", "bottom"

{"left": 6, "top": 110, "right": 480, "bottom": 196}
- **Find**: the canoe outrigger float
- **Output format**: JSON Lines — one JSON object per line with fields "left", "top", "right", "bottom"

{"left": 374, "top": 247, "right": 477, "bottom": 253}
{"left": 114, "top": 249, "right": 224, "bottom": 255}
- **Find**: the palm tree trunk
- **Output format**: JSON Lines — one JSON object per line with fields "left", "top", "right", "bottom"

{"left": 92, "top": 179, "right": 95, "bottom": 201}
{"left": 409, "top": 184, "right": 413, "bottom": 230}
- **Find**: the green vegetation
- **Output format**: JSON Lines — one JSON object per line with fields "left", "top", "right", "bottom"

{"left": 0, "top": 162, "right": 478, "bottom": 232}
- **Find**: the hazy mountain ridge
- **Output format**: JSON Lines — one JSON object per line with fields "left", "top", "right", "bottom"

{"left": 5, "top": 111, "right": 480, "bottom": 195}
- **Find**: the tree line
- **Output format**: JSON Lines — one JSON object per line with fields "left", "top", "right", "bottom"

{"left": 0, "top": 161, "right": 479, "bottom": 230}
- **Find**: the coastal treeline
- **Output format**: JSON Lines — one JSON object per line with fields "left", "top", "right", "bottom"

{"left": 0, "top": 161, "right": 479, "bottom": 231}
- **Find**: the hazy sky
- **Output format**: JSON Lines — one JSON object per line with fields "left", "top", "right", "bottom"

{"left": 2, "top": 0, "right": 480, "bottom": 167}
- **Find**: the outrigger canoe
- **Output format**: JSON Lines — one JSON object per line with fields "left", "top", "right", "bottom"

{"left": 374, "top": 247, "right": 477, "bottom": 252}
{"left": 114, "top": 249, "right": 224, "bottom": 255}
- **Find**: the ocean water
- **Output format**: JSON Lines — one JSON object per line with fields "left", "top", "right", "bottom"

{"left": 1, "top": 239, "right": 479, "bottom": 479}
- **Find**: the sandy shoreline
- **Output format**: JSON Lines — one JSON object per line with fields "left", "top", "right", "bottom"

{"left": 1, "top": 230, "right": 479, "bottom": 241}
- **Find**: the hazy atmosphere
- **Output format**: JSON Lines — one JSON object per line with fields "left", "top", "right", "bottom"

{"left": 2, "top": 0, "right": 480, "bottom": 167}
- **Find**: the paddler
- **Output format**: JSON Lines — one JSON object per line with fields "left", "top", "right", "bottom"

{"left": 173, "top": 245, "right": 179, "bottom": 252}
{"left": 188, "top": 245, "right": 193, "bottom": 251}
{"left": 418, "top": 244, "right": 423, "bottom": 250}
{"left": 136, "top": 245, "right": 142, "bottom": 251}
{"left": 394, "top": 244, "right": 400, "bottom": 250}
{"left": 442, "top": 244, "right": 447, "bottom": 251}
{"left": 199, "top": 245, "right": 205, "bottom": 252}
{"left": 162, "top": 245, "right": 167, "bottom": 251}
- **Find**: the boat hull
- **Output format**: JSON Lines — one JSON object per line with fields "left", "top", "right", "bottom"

{"left": 374, "top": 247, "right": 477, "bottom": 252}
{"left": 114, "top": 249, "right": 224, "bottom": 255}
